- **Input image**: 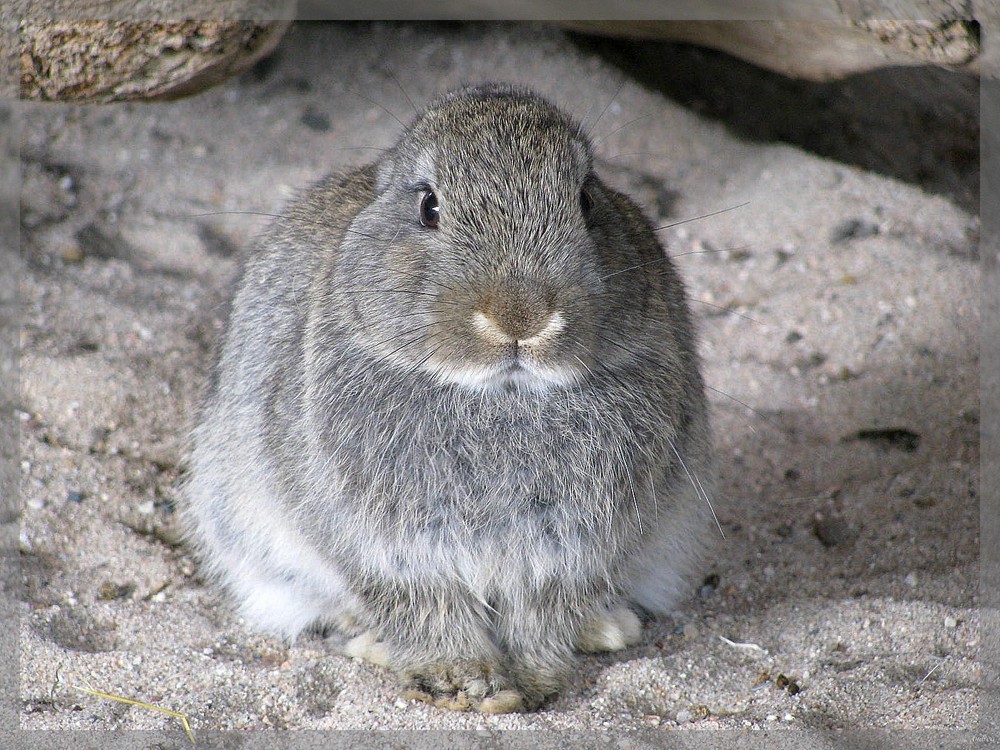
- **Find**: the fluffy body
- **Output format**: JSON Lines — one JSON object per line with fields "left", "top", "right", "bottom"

{"left": 183, "top": 84, "right": 714, "bottom": 711}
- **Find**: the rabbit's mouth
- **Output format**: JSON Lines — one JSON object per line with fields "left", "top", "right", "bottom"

{"left": 423, "top": 354, "right": 583, "bottom": 394}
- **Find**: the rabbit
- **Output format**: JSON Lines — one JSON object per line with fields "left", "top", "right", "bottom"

{"left": 182, "top": 82, "right": 716, "bottom": 713}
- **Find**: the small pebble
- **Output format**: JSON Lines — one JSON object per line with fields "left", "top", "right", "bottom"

{"left": 675, "top": 709, "right": 692, "bottom": 724}
{"left": 813, "top": 515, "right": 856, "bottom": 548}
{"left": 944, "top": 616, "right": 958, "bottom": 629}
{"left": 904, "top": 571, "right": 919, "bottom": 588}
{"left": 60, "top": 243, "right": 84, "bottom": 263}
{"left": 66, "top": 491, "right": 85, "bottom": 504}
{"left": 97, "top": 581, "right": 135, "bottom": 600}
{"left": 785, "top": 330, "right": 803, "bottom": 344}
{"left": 774, "top": 523, "right": 793, "bottom": 538}
{"left": 830, "top": 217, "right": 879, "bottom": 244}
{"left": 300, "top": 107, "right": 331, "bottom": 132}
{"left": 699, "top": 573, "right": 720, "bottom": 598}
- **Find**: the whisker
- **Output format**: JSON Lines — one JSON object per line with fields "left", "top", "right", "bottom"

{"left": 666, "top": 437, "right": 725, "bottom": 539}
{"left": 599, "top": 255, "right": 672, "bottom": 282}
{"left": 691, "top": 299, "right": 764, "bottom": 325}
{"left": 378, "top": 325, "right": 438, "bottom": 361}
{"left": 601, "top": 150, "right": 676, "bottom": 162}
{"left": 385, "top": 66, "right": 419, "bottom": 116}
{"left": 185, "top": 211, "right": 398, "bottom": 244}
{"left": 648, "top": 472, "right": 658, "bottom": 519}
{"left": 591, "top": 112, "right": 656, "bottom": 148}
{"left": 668, "top": 244, "right": 750, "bottom": 259}
{"left": 592, "top": 332, "right": 771, "bottom": 437}
{"left": 409, "top": 338, "right": 447, "bottom": 376}
{"left": 621, "top": 442, "right": 642, "bottom": 534}
{"left": 338, "top": 288, "right": 441, "bottom": 299}
{"left": 703, "top": 384, "right": 779, "bottom": 431}
{"left": 390, "top": 267, "right": 457, "bottom": 294}
{"left": 653, "top": 202, "right": 750, "bottom": 232}
{"left": 337, "top": 289, "right": 466, "bottom": 311}
{"left": 584, "top": 76, "right": 627, "bottom": 140}
{"left": 569, "top": 352, "right": 597, "bottom": 382}
{"left": 344, "top": 84, "right": 406, "bottom": 128}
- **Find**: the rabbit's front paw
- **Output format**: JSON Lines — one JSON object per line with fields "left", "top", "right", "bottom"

{"left": 401, "top": 661, "right": 525, "bottom": 714}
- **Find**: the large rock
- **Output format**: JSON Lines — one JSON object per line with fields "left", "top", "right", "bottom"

{"left": 561, "top": 19, "right": 983, "bottom": 81}
{"left": 19, "top": 18, "right": 291, "bottom": 102}
{"left": 11, "top": 6, "right": 992, "bottom": 104}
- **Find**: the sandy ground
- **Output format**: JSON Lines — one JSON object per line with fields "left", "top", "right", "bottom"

{"left": 16, "top": 21, "right": 982, "bottom": 744}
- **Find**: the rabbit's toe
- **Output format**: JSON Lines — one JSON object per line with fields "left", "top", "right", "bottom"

{"left": 401, "top": 662, "right": 525, "bottom": 713}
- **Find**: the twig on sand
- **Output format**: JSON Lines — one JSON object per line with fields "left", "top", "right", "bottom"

{"left": 719, "top": 635, "right": 769, "bottom": 655}
{"left": 73, "top": 681, "right": 196, "bottom": 745}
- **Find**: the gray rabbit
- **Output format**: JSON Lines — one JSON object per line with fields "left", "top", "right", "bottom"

{"left": 183, "top": 83, "right": 715, "bottom": 713}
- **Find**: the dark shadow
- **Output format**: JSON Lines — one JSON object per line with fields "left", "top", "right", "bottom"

{"left": 569, "top": 33, "right": 980, "bottom": 214}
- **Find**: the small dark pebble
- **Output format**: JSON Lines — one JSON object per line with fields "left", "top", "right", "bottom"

{"left": 248, "top": 52, "right": 280, "bottom": 82}
{"left": 775, "top": 673, "right": 801, "bottom": 695}
{"left": 300, "top": 107, "right": 331, "bottom": 132}
{"left": 97, "top": 582, "right": 136, "bottom": 601}
{"left": 197, "top": 223, "right": 241, "bottom": 258}
{"left": 813, "top": 515, "right": 856, "bottom": 548}
{"left": 913, "top": 496, "right": 937, "bottom": 508}
{"left": 66, "top": 490, "right": 85, "bottom": 504}
{"left": 699, "top": 573, "right": 720, "bottom": 598}
{"left": 68, "top": 338, "right": 100, "bottom": 355}
{"left": 75, "top": 222, "right": 136, "bottom": 262}
{"left": 830, "top": 218, "right": 879, "bottom": 244}
{"left": 785, "top": 330, "right": 803, "bottom": 345}
{"left": 798, "top": 352, "right": 827, "bottom": 369}
{"left": 289, "top": 78, "right": 312, "bottom": 93}
{"left": 845, "top": 428, "right": 921, "bottom": 453}
{"left": 783, "top": 468, "right": 800, "bottom": 482}
{"left": 773, "top": 248, "right": 793, "bottom": 266}
{"left": 774, "top": 523, "right": 793, "bottom": 538}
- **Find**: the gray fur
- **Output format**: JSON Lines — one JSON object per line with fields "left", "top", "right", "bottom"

{"left": 182, "top": 83, "right": 715, "bottom": 712}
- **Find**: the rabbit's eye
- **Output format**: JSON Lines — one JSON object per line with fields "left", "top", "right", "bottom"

{"left": 580, "top": 188, "right": 594, "bottom": 220}
{"left": 419, "top": 190, "right": 440, "bottom": 228}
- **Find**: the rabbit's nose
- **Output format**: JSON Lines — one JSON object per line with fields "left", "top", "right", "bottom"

{"left": 474, "top": 277, "right": 561, "bottom": 345}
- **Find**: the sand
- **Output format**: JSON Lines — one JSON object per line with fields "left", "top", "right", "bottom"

{"left": 15, "top": 21, "right": 983, "bottom": 747}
